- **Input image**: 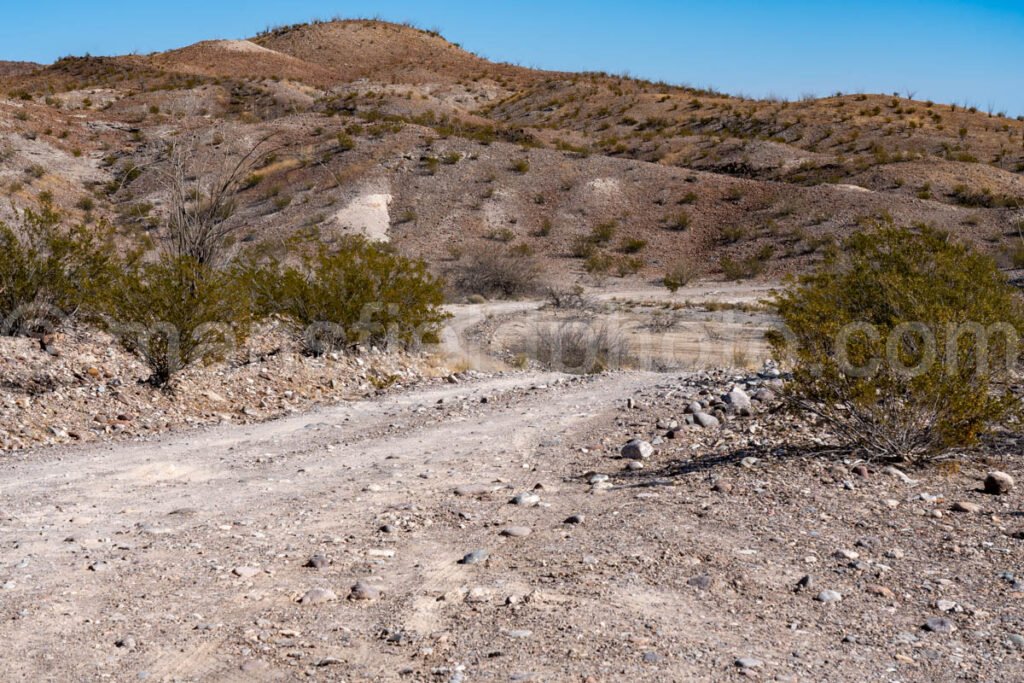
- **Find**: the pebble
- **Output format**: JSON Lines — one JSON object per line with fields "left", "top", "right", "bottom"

{"left": 507, "top": 630, "right": 532, "bottom": 639}
{"left": 712, "top": 480, "right": 733, "bottom": 494}
{"left": 1007, "top": 634, "right": 1024, "bottom": 649}
{"left": 984, "top": 471, "right": 1014, "bottom": 495}
{"left": 349, "top": 581, "right": 382, "bottom": 601}
{"left": 510, "top": 492, "right": 541, "bottom": 507}
{"left": 625, "top": 461, "right": 644, "bottom": 471}
{"left": 735, "top": 657, "right": 763, "bottom": 669}
{"left": 500, "top": 526, "right": 532, "bottom": 538}
{"left": 866, "top": 584, "right": 895, "bottom": 599}
{"left": 816, "top": 590, "right": 842, "bottom": 603}
{"left": 795, "top": 575, "right": 814, "bottom": 591}
{"left": 305, "top": 554, "right": 329, "bottom": 569}
{"left": 620, "top": 439, "right": 654, "bottom": 460}
{"left": 587, "top": 473, "right": 609, "bottom": 484}
{"left": 951, "top": 501, "right": 981, "bottom": 513}
{"left": 923, "top": 617, "right": 955, "bottom": 634}
{"left": 693, "top": 412, "right": 719, "bottom": 428}
{"left": 459, "top": 549, "right": 489, "bottom": 565}
{"left": 688, "top": 575, "right": 712, "bottom": 590}
{"left": 564, "top": 514, "right": 585, "bottom": 525}
{"left": 299, "top": 588, "right": 338, "bottom": 605}
{"left": 455, "top": 484, "right": 494, "bottom": 497}
{"left": 232, "top": 566, "right": 260, "bottom": 579}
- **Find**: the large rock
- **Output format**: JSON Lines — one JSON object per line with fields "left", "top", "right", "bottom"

{"left": 620, "top": 439, "right": 654, "bottom": 460}
{"left": 984, "top": 471, "right": 1014, "bottom": 495}
{"left": 725, "top": 388, "right": 752, "bottom": 412}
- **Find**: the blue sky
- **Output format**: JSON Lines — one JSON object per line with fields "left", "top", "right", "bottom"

{"left": 2, "top": 1, "right": 1022, "bottom": 115}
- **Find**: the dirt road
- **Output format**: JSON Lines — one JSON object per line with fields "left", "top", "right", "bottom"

{"left": 2, "top": 368, "right": 1021, "bottom": 682}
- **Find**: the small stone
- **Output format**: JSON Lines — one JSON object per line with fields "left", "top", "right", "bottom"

{"left": 688, "top": 575, "right": 712, "bottom": 590}
{"left": 984, "top": 471, "right": 1014, "bottom": 495}
{"left": 507, "top": 630, "right": 532, "bottom": 639}
{"left": 642, "top": 652, "right": 661, "bottom": 664}
{"left": 951, "top": 501, "right": 981, "bottom": 513}
{"left": 500, "top": 526, "right": 532, "bottom": 538}
{"left": 852, "top": 465, "right": 870, "bottom": 478}
{"left": 510, "top": 492, "right": 541, "bottom": 507}
{"left": 693, "top": 412, "right": 719, "bottom": 429}
{"left": 232, "top": 566, "right": 260, "bottom": 578}
{"left": 1007, "top": 634, "right": 1024, "bottom": 649}
{"left": 740, "top": 456, "right": 759, "bottom": 468}
{"left": 564, "top": 514, "right": 585, "bottom": 525}
{"left": 459, "top": 549, "right": 489, "bottom": 565}
{"left": 115, "top": 636, "right": 137, "bottom": 650}
{"left": 936, "top": 599, "right": 957, "bottom": 612}
{"left": 712, "top": 480, "right": 733, "bottom": 494}
{"left": 621, "top": 439, "right": 654, "bottom": 460}
{"left": 923, "top": 617, "right": 955, "bottom": 634}
{"left": 834, "top": 549, "right": 859, "bottom": 561}
{"left": 735, "top": 657, "right": 763, "bottom": 669}
{"left": 587, "top": 473, "right": 609, "bottom": 484}
{"left": 795, "top": 575, "right": 814, "bottom": 591}
{"left": 866, "top": 584, "right": 895, "bottom": 600}
{"left": 304, "top": 554, "right": 329, "bottom": 569}
{"left": 625, "top": 461, "right": 644, "bottom": 471}
{"left": 455, "top": 484, "right": 493, "bottom": 497}
{"left": 816, "top": 590, "right": 842, "bottom": 603}
{"left": 348, "top": 581, "right": 382, "bottom": 601}
{"left": 299, "top": 588, "right": 337, "bottom": 605}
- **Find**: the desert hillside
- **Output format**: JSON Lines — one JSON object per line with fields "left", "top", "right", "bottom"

{"left": 0, "top": 18, "right": 1021, "bottom": 286}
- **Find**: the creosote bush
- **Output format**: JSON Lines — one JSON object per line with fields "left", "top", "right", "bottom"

{"left": 0, "top": 202, "right": 117, "bottom": 335}
{"left": 92, "top": 255, "right": 252, "bottom": 387}
{"left": 769, "top": 224, "right": 1024, "bottom": 463}
{"left": 261, "top": 237, "right": 448, "bottom": 356}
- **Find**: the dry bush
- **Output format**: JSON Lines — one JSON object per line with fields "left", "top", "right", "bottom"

{"left": 532, "top": 320, "right": 632, "bottom": 374}
{"left": 450, "top": 245, "right": 541, "bottom": 298}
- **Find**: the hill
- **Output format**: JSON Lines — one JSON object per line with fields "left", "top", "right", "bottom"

{"left": 0, "top": 19, "right": 1022, "bottom": 288}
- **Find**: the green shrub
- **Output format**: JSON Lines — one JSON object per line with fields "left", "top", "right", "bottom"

{"left": 93, "top": 255, "right": 252, "bottom": 386}
{"left": 666, "top": 211, "right": 691, "bottom": 231}
{"left": 591, "top": 221, "right": 616, "bottom": 244}
{"left": 619, "top": 237, "right": 647, "bottom": 254}
{"left": 769, "top": 225, "right": 1024, "bottom": 463}
{"left": 664, "top": 258, "right": 699, "bottom": 292}
{"left": 0, "top": 203, "right": 117, "bottom": 336}
{"left": 269, "top": 238, "right": 448, "bottom": 355}
{"left": 510, "top": 158, "right": 530, "bottom": 174}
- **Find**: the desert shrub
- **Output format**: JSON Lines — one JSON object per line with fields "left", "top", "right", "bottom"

{"left": 615, "top": 255, "right": 644, "bottom": 277}
{"left": 664, "top": 258, "right": 700, "bottom": 292}
{"left": 268, "top": 237, "right": 448, "bottom": 355}
{"left": 0, "top": 203, "right": 117, "bottom": 336}
{"left": 450, "top": 245, "right": 540, "bottom": 298}
{"left": 510, "top": 158, "right": 530, "bottom": 174}
{"left": 620, "top": 237, "right": 647, "bottom": 254}
{"left": 720, "top": 254, "right": 764, "bottom": 280}
{"left": 769, "top": 225, "right": 1024, "bottom": 463}
{"left": 486, "top": 227, "right": 516, "bottom": 243}
{"left": 545, "top": 285, "right": 596, "bottom": 311}
{"left": 584, "top": 251, "right": 613, "bottom": 274}
{"left": 590, "top": 221, "right": 617, "bottom": 244}
{"left": 532, "top": 320, "right": 631, "bottom": 374}
{"left": 93, "top": 255, "right": 252, "bottom": 386}
{"left": 666, "top": 211, "right": 691, "bottom": 231}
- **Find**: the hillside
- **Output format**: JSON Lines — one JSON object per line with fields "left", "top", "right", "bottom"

{"left": 1, "top": 18, "right": 1022, "bottom": 288}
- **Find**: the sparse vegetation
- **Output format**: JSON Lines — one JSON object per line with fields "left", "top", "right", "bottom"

{"left": 770, "top": 225, "right": 1024, "bottom": 463}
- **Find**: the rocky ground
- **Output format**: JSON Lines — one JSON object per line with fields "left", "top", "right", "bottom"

{"left": 1, "top": 362, "right": 1022, "bottom": 682}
